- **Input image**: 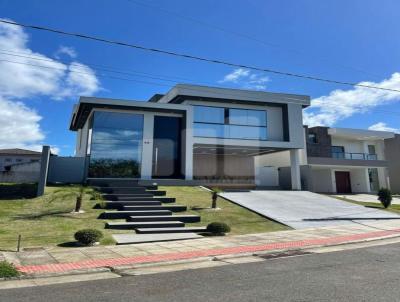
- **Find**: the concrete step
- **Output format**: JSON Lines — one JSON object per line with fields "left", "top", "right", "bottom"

{"left": 122, "top": 205, "right": 187, "bottom": 212}
{"left": 105, "top": 221, "right": 185, "bottom": 229}
{"left": 145, "top": 185, "right": 158, "bottom": 190}
{"left": 98, "top": 187, "right": 147, "bottom": 194}
{"left": 148, "top": 190, "right": 166, "bottom": 196}
{"left": 103, "top": 193, "right": 155, "bottom": 200}
{"left": 128, "top": 215, "right": 201, "bottom": 223}
{"left": 99, "top": 210, "right": 172, "bottom": 219}
{"left": 88, "top": 180, "right": 140, "bottom": 187}
{"left": 104, "top": 197, "right": 176, "bottom": 203}
{"left": 135, "top": 227, "right": 207, "bottom": 234}
{"left": 113, "top": 233, "right": 202, "bottom": 245}
{"left": 103, "top": 200, "right": 162, "bottom": 209}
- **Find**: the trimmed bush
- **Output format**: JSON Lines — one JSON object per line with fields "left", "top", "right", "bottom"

{"left": 0, "top": 261, "right": 20, "bottom": 278}
{"left": 378, "top": 188, "right": 392, "bottom": 208}
{"left": 206, "top": 222, "right": 231, "bottom": 235}
{"left": 97, "top": 201, "right": 108, "bottom": 209}
{"left": 74, "top": 229, "right": 103, "bottom": 246}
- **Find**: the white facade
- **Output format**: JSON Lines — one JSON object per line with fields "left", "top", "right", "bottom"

{"left": 71, "top": 84, "right": 310, "bottom": 189}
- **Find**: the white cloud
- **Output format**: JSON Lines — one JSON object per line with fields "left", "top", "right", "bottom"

{"left": 0, "top": 96, "right": 44, "bottom": 149}
{"left": 368, "top": 122, "right": 399, "bottom": 133}
{"left": 304, "top": 73, "right": 400, "bottom": 127}
{"left": 221, "top": 68, "right": 250, "bottom": 82}
{"left": 0, "top": 19, "right": 100, "bottom": 152}
{"left": 54, "top": 46, "right": 77, "bottom": 59}
{"left": 219, "top": 68, "right": 269, "bottom": 90}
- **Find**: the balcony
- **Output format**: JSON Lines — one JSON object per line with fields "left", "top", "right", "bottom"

{"left": 331, "top": 152, "right": 378, "bottom": 160}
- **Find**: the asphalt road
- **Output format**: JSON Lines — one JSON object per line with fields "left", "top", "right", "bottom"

{"left": 2, "top": 243, "right": 400, "bottom": 302}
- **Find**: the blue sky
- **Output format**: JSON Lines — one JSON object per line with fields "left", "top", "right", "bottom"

{"left": 0, "top": 0, "right": 400, "bottom": 155}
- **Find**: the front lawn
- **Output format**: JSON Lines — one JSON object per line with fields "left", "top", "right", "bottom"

{"left": 0, "top": 184, "right": 289, "bottom": 250}
{"left": 331, "top": 195, "right": 400, "bottom": 214}
{"left": 161, "top": 186, "right": 289, "bottom": 235}
{"left": 0, "top": 184, "right": 123, "bottom": 251}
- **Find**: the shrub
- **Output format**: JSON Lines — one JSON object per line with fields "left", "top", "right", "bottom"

{"left": 0, "top": 261, "right": 20, "bottom": 278}
{"left": 378, "top": 188, "right": 392, "bottom": 208}
{"left": 97, "top": 201, "right": 108, "bottom": 209}
{"left": 74, "top": 229, "right": 103, "bottom": 246}
{"left": 206, "top": 222, "right": 231, "bottom": 235}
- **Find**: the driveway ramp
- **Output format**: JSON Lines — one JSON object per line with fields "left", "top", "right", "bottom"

{"left": 219, "top": 191, "right": 400, "bottom": 229}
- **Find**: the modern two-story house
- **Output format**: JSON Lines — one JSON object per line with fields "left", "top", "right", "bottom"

{"left": 258, "top": 126, "right": 394, "bottom": 193}
{"left": 69, "top": 84, "right": 310, "bottom": 189}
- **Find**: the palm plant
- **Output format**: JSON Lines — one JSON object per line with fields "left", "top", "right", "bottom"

{"left": 74, "top": 185, "right": 85, "bottom": 212}
{"left": 211, "top": 187, "right": 221, "bottom": 209}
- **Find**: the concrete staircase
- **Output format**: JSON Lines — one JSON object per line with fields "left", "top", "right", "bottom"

{"left": 89, "top": 179, "right": 204, "bottom": 244}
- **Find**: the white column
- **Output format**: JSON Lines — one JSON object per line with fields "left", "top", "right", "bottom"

{"left": 184, "top": 107, "right": 194, "bottom": 180}
{"left": 378, "top": 167, "right": 389, "bottom": 189}
{"left": 363, "top": 168, "right": 371, "bottom": 193}
{"left": 290, "top": 149, "right": 301, "bottom": 190}
{"left": 140, "top": 113, "right": 154, "bottom": 180}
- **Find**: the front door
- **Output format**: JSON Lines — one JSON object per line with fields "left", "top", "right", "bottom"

{"left": 335, "top": 171, "right": 352, "bottom": 193}
{"left": 152, "top": 116, "right": 182, "bottom": 179}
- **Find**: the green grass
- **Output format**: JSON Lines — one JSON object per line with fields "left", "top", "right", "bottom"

{"left": 0, "top": 185, "right": 125, "bottom": 251}
{"left": 0, "top": 261, "right": 20, "bottom": 278}
{"left": 0, "top": 185, "right": 288, "bottom": 250}
{"left": 330, "top": 195, "right": 400, "bottom": 214}
{"left": 160, "top": 186, "right": 289, "bottom": 235}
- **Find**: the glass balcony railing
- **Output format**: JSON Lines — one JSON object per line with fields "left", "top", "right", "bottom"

{"left": 331, "top": 152, "right": 378, "bottom": 160}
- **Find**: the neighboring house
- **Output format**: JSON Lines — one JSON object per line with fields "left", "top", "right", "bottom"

{"left": 384, "top": 134, "right": 400, "bottom": 194}
{"left": 258, "top": 126, "right": 394, "bottom": 193}
{"left": 0, "top": 148, "right": 41, "bottom": 172}
{"left": 70, "top": 84, "right": 310, "bottom": 189}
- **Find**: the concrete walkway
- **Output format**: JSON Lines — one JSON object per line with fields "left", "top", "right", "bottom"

{"left": 2, "top": 220, "right": 400, "bottom": 276}
{"left": 219, "top": 191, "right": 400, "bottom": 229}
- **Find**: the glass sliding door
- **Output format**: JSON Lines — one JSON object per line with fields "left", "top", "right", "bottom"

{"left": 368, "top": 168, "right": 379, "bottom": 192}
{"left": 88, "top": 111, "right": 144, "bottom": 178}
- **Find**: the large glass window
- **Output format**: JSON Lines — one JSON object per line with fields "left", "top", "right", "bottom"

{"left": 194, "top": 106, "right": 225, "bottom": 124}
{"left": 88, "top": 111, "right": 144, "bottom": 178}
{"left": 193, "top": 105, "right": 267, "bottom": 140}
{"left": 229, "top": 109, "right": 266, "bottom": 126}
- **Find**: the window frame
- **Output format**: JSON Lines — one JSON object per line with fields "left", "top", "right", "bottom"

{"left": 193, "top": 105, "right": 268, "bottom": 141}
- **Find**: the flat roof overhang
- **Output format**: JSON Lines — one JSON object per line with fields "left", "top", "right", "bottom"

{"left": 157, "top": 84, "right": 311, "bottom": 108}
{"left": 70, "top": 97, "right": 190, "bottom": 130}
{"left": 328, "top": 127, "right": 395, "bottom": 140}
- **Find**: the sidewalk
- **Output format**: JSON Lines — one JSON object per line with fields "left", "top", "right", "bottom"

{"left": 2, "top": 220, "right": 400, "bottom": 276}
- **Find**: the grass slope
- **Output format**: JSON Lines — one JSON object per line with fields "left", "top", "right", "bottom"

{"left": 0, "top": 185, "right": 123, "bottom": 251}
{"left": 0, "top": 185, "right": 288, "bottom": 250}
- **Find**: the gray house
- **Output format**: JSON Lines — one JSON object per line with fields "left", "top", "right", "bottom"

{"left": 385, "top": 134, "right": 400, "bottom": 194}
{"left": 69, "top": 84, "right": 310, "bottom": 189}
{"left": 257, "top": 126, "right": 394, "bottom": 193}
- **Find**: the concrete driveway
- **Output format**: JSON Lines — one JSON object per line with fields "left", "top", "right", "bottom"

{"left": 219, "top": 191, "right": 400, "bottom": 229}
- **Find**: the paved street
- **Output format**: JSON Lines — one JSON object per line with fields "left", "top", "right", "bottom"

{"left": 2, "top": 242, "right": 400, "bottom": 301}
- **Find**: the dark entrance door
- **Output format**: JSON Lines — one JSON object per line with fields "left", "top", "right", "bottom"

{"left": 152, "top": 116, "right": 182, "bottom": 179}
{"left": 335, "top": 171, "right": 352, "bottom": 193}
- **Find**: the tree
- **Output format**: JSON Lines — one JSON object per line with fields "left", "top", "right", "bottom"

{"left": 378, "top": 188, "right": 392, "bottom": 209}
{"left": 211, "top": 187, "right": 221, "bottom": 209}
{"left": 74, "top": 185, "right": 85, "bottom": 212}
